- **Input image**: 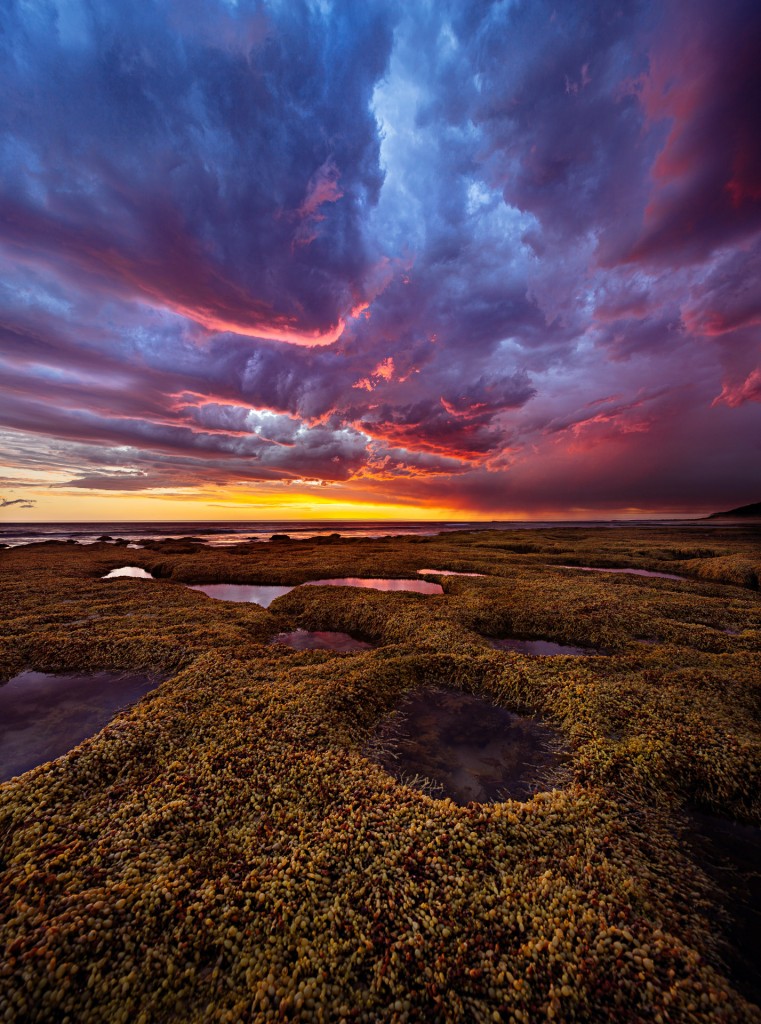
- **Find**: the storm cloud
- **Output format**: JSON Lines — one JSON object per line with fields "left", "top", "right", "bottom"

{"left": 0, "top": 0, "right": 759, "bottom": 516}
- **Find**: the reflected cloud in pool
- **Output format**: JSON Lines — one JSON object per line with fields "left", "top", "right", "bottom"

{"left": 304, "top": 578, "right": 443, "bottom": 595}
{"left": 370, "top": 689, "right": 568, "bottom": 804}
{"left": 103, "top": 574, "right": 445, "bottom": 607}
{"left": 271, "top": 630, "right": 374, "bottom": 652}
{"left": 557, "top": 565, "right": 684, "bottom": 581}
{"left": 0, "top": 670, "right": 164, "bottom": 781}
{"left": 417, "top": 569, "right": 485, "bottom": 578}
{"left": 102, "top": 566, "right": 154, "bottom": 579}
{"left": 188, "top": 583, "right": 294, "bottom": 607}
{"left": 489, "top": 638, "right": 600, "bottom": 656}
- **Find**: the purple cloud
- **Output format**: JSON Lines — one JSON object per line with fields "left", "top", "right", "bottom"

{"left": 0, "top": 0, "right": 759, "bottom": 515}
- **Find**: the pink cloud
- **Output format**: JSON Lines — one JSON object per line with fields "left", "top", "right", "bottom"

{"left": 352, "top": 356, "right": 395, "bottom": 391}
{"left": 293, "top": 160, "right": 344, "bottom": 247}
{"left": 712, "top": 369, "right": 761, "bottom": 408}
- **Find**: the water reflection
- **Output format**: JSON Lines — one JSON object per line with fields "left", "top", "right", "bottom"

{"left": 371, "top": 689, "right": 567, "bottom": 804}
{"left": 304, "top": 578, "right": 444, "bottom": 595}
{"left": 558, "top": 565, "right": 685, "bottom": 581}
{"left": 417, "top": 568, "right": 485, "bottom": 577}
{"left": 271, "top": 629, "right": 374, "bottom": 652}
{"left": 102, "top": 566, "right": 154, "bottom": 579}
{"left": 684, "top": 809, "right": 761, "bottom": 1005}
{"left": 102, "top": 573, "right": 445, "bottom": 605}
{"left": 489, "top": 637, "right": 599, "bottom": 656}
{"left": 0, "top": 670, "right": 164, "bottom": 781}
{"left": 188, "top": 583, "right": 294, "bottom": 608}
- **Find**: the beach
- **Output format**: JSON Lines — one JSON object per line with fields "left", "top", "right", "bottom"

{"left": 1, "top": 524, "right": 760, "bottom": 1022}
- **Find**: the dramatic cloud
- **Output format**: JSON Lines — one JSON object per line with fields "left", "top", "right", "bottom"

{"left": 0, "top": 0, "right": 392, "bottom": 343}
{"left": 0, "top": 0, "right": 759, "bottom": 518}
{"left": 1, "top": 496, "right": 36, "bottom": 509}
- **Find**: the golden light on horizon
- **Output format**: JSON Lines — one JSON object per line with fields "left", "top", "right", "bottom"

{"left": 0, "top": 481, "right": 700, "bottom": 524}
{"left": 0, "top": 483, "right": 476, "bottom": 524}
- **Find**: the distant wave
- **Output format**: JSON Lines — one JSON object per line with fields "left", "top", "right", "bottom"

{"left": 0, "top": 516, "right": 711, "bottom": 548}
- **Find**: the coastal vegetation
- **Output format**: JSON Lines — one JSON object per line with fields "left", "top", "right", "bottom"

{"left": 1, "top": 526, "right": 759, "bottom": 1022}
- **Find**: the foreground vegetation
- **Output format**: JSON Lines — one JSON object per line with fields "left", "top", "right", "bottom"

{"left": 1, "top": 525, "right": 759, "bottom": 1022}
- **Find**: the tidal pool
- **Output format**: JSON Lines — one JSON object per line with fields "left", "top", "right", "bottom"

{"left": 558, "top": 565, "right": 685, "bottom": 581}
{"left": 489, "top": 637, "right": 599, "bottom": 656}
{"left": 304, "top": 578, "right": 444, "bottom": 595}
{"left": 0, "top": 670, "right": 165, "bottom": 782}
{"left": 417, "top": 568, "right": 485, "bottom": 577}
{"left": 371, "top": 689, "right": 568, "bottom": 804}
{"left": 684, "top": 809, "right": 761, "bottom": 1005}
{"left": 188, "top": 583, "right": 294, "bottom": 607}
{"left": 271, "top": 629, "right": 374, "bottom": 652}
{"left": 102, "top": 572, "right": 444, "bottom": 604}
{"left": 102, "top": 566, "right": 154, "bottom": 579}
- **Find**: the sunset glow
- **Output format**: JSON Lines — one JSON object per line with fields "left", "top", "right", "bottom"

{"left": 1, "top": 0, "right": 759, "bottom": 522}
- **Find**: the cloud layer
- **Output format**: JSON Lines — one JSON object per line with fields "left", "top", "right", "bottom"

{"left": 1, "top": 0, "right": 759, "bottom": 516}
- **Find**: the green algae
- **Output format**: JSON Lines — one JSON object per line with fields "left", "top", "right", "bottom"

{"left": 0, "top": 525, "right": 760, "bottom": 1022}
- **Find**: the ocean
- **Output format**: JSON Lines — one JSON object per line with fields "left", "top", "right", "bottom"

{"left": 0, "top": 517, "right": 708, "bottom": 548}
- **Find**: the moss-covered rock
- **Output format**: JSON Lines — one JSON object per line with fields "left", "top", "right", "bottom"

{"left": 1, "top": 525, "right": 759, "bottom": 1022}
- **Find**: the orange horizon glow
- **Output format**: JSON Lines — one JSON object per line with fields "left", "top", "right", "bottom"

{"left": 0, "top": 485, "right": 714, "bottom": 524}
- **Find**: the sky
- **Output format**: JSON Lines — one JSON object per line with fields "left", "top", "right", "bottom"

{"left": 1, "top": 0, "right": 760, "bottom": 522}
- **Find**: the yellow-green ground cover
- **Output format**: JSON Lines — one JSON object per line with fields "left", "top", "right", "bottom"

{"left": 1, "top": 526, "right": 759, "bottom": 1022}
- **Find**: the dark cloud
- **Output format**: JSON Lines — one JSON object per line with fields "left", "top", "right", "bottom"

{"left": 0, "top": 0, "right": 759, "bottom": 515}
{"left": 1, "top": 496, "right": 36, "bottom": 508}
{"left": 681, "top": 241, "right": 761, "bottom": 337}
{"left": 452, "top": 0, "right": 658, "bottom": 253}
{"left": 0, "top": 0, "right": 394, "bottom": 342}
{"left": 626, "top": 0, "right": 761, "bottom": 264}
{"left": 57, "top": 472, "right": 161, "bottom": 491}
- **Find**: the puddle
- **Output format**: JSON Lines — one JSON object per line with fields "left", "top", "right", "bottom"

{"left": 489, "top": 637, "right": 599, "bottom": 656}
{"left": 370, "top": 689, "right": 568, "bottom": 804}
{"left": 188, "top": 583, "right": 294, "bottom": 608}
{"left": 417, "top": 569, "right": 485, "bottom": 578}
{"left": 558, "top": 565, "right": 685, "bottom": 581}
{"left": 102, "top": 573, "right": 445, "bottom": 606}
{"left": 684, "top": 809, "right": 761, "bottom": 1005}
{"left": 0, "top": 670, "right": 165, "bottom": 782}
{"left": 270, "top": 629, "right": 374, "bottom": 652}
{"left": 304, "top": 578, "right": 444, "bottom": 595}
{"left": 102, "top": 566, "right": 154, "bottom": 579}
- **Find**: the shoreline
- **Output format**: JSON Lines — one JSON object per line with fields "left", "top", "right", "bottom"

{"left": 1, "top": 525, "right": 760, "bottom": 1021}
{"left": 3, "top": 516, "right": 760, "bottom": 550}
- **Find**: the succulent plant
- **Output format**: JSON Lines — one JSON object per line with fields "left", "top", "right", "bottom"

{"left": 1, "top": 526, "right": 759, "bottom": 1022}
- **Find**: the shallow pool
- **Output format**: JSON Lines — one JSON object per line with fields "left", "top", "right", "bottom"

{"left": 489, "top": 637, "right": 600, "bottom": 656}
{"left": 417, "top": 568, "right": 485, "bottom": 578}
{"left": 102, "top": 566, "right": 154, "bottom": 579}
{"left": 188, "top": 583, "right": 295, "bottom": 607}
{"left": 304, "top": 578, "right": 444, "bottom": 595}
{"left": 370, "top": 688, "right": 568, "bottom": 804}
{"left": 103, "top": 573, "right": 445, "bottom": 606}
{"left": 558, "top": 565, "right": 685, "bottom": 581}
{"left": 270, "top": 629, "right": 374, "bottom": 652}
{"left": 684, "top": 809, "right": 761, "bottom": 1005}
{"left": 0, "top": 670, "right": 165, "bottom": 782}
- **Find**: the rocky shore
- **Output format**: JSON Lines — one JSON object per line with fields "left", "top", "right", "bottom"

{"left": 1, "top": 525, "right": 759, "bottom": 1022}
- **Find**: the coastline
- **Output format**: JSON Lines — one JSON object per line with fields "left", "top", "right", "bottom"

{"left": 1, "top": 515, "right": 756, "bottom": 550}
{"left": 1, "top": 524, "right": 760, "bottom": 1021}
